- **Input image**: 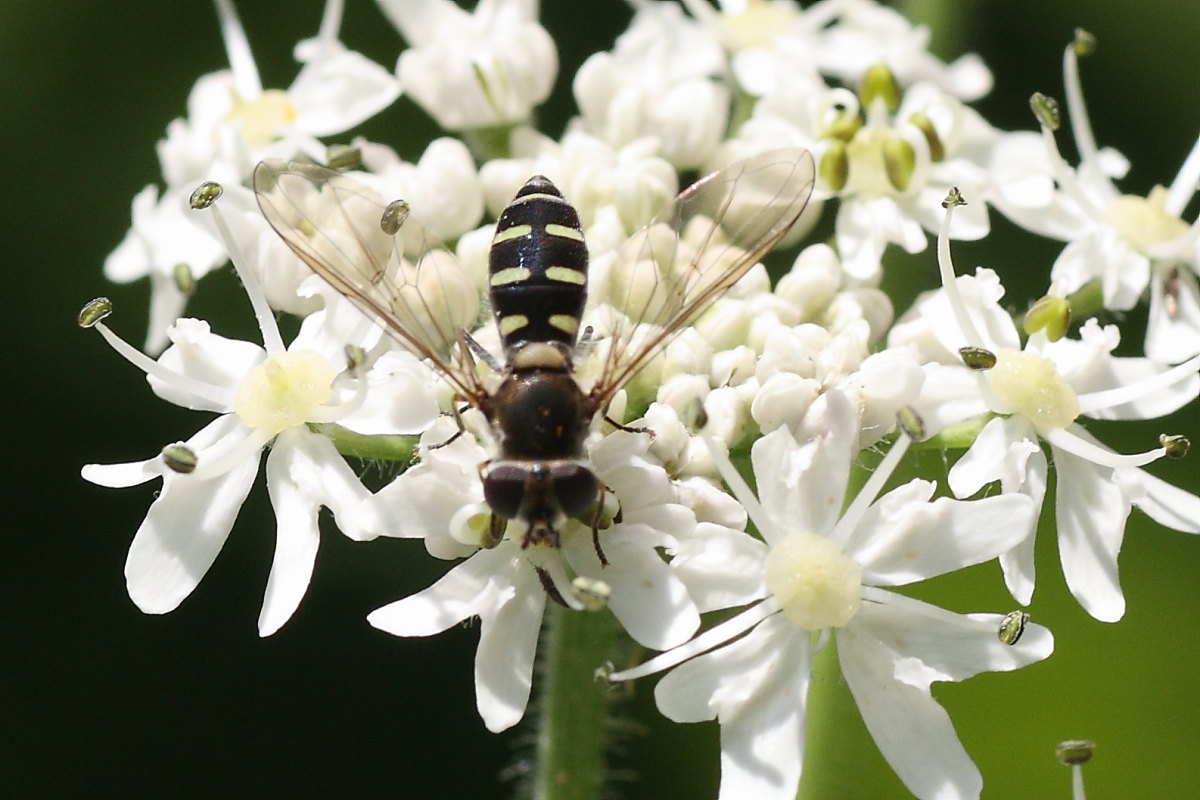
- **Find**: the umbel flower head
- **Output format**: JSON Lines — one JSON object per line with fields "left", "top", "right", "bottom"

{"left": 82, "top": 1, "right": 1200, "bottom": 798}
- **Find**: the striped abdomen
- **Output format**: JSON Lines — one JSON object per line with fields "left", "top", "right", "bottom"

{"left": 488, "top": 176, "right": 588, "bottom": 356}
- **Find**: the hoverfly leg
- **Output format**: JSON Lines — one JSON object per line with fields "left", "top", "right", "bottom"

{"left": 483, "top": 513, "right": 507, "bottom": 549}
{"left": 461, "top": 328, "right": 502, "bottom": 373}
{"left": 589, "top": 502, "right": 609, "bottom": 568}
{"left": 427, "top": 401, "right": 469, "bottom": 451}
{"left": 603, "top": 413, "right": 654, "bottom": 438}
{"left": 534, "top": 566, "right": 569, "bottom": 607}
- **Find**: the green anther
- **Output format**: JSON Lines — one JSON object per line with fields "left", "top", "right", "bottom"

{"left": 1055, "top": 740, "right": 1095, "bottom": 766}
{"left": 162, "top": 443, "right": 198, "bottom": 474}
{"left": 821, "top": 109, "right": 863, "bottom": 142}
{"left": 819, "top": 140, "right": 850, "bottom": 192}
{"left": 1161, "top": 434, "right": 1190, "bottom": 459}
{"left": 77, "top": 297, "right": 113, "bottom": 328}
{"left": 173, "top": 262, "right": 196, "bottom": 296}
{"left": 1030, "top": 92, "right": 1061, "bottom": 131}
{"left": 859, "top": 63, "right": 900, "bottom": 113}
{"left": 959, "top": 347, "right": 997, "bottom": 371}
{"left": 997, "top": 610, "right": 1029, "bottom": 645}
{"left": 882, "top": 135, "right": 915, "bottom": 192}
{"left": 942, "top": 187, "right": 966, "bottom": 209}
{"left": 1024, "top": 295, "right": 1072, "bottom": 341}
{"left": 380, "top": 199, "right": 411, "bottom": 235}
{"left": 896, "top": 406, "right": 925, "bottom": 441}
{"left": 344, "top": 344, "right": 366, "bottom": 373}
{"left": 189, "top": 181, "right": 223, "bottom": 209}
{"left": 571, "top": 576, "right": 611, "bottom": 611}
{"left": 1073, "top": 28, "right": 1097, "bottom": 57}
{"left": 907, "top": 112, "right": 945, "bottom": 162}
{"left": 326, "top": 144, "right": 362, "bottom": 171}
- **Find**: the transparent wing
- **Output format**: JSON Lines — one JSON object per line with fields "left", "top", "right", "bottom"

{"left": 253, "top": 159, "right": 487, "bottom": 403}
{"left": 588, "top": 147, "right": 815, "bottom": 407}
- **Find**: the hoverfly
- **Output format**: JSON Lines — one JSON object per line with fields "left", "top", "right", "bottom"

{"left": 253, "top": 148, "right": 814, "bottom": 554}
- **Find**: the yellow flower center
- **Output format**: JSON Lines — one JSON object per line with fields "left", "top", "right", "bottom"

{"left": 225, "top": 88, "right": 298, "bottom": 148}
{"left": 764, "top": 532, "right": 862, "bottom": 630}
{"left": 986, "top": 348, "right": 1080, "bottom": 431}
{"left": 1104, "top": 186, "right": 1189, "bottom": 253}
{"left": 234, "top": 350, "right": 335, "bottom": 435}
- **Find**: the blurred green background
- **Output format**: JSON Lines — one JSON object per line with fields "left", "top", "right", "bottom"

{"left": 3, "top": 0, "right": 1198, "bottom": 796}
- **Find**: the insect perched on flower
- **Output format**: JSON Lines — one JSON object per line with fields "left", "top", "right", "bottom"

{"left": 253, "top": 149, "right": 814, "bottom": 557}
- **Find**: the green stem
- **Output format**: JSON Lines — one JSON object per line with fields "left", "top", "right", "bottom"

{"left": 531, "top": 603, "right": 622, "bottom": 800}
{"left": 307, "top": 422, "right": 418, "bottom": 462}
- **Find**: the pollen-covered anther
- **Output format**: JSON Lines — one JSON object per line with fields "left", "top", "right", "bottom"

{"left": 572, "top": 576, "right": 611, "bottom": 611}
{"left": 1030, "top": 92, "right": 1061, "bottom": 131}
{"left": 189, "top": 181, "right": 223, "bottom": 209}
{"left": 819, "top": 140, "right": 850, "bottom": 192}
{"left": 986, "top": 348, "right": 1080, "bottom": 430}
{"left": 859, "top": 64, "right": 900, "bottom": 113}
{"left": 161, "top": 443, "right": 198, "bottom": 474}
{"left": 1072, "top": 28, "right": 1098, "bottom": 57}
{"left": 959, "top": 346, "right": 997, "bottom": 371}
{"left": 765, "top": 533, "right": 862, "bottom": 630}
{"left": 234, "top": 350, "right": 335, "bottom": 435}
{"left": 896, "top": 405, "right": 926, "bottom": 441}
{"left": 77, "top": 297, "right": 113, "bottom": 328}
{"left": 1056, "top": 740, "right": 1096, "bottom": 766}
{"left": 882, "top": 134, "right": 915, "bottom": 192}
{"left": 1160, "top": 434, "right": 1190, "bottom": 459}
{"left": 941, "top": 187, "right": 966, "bottom": 209}
{"left": 1024, "top": 295, "right": 1072, "bottom": 341}
{"left": 325, "top": 144, "right": 362, "bottom": 171}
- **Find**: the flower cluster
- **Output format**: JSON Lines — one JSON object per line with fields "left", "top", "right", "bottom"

{"left": 83, "top": 2, "right": 1200, "bottom": 799}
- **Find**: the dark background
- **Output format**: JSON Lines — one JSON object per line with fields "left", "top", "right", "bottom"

{"left": 4, "top": 1, "right": 1199, "bottom": 796}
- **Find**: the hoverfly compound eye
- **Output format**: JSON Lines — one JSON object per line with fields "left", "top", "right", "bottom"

{"left": 550, "top": 463, "right": 599, "bottom": 518}
{"left": 482, "top": 464, "right": 527, "bottom": 520}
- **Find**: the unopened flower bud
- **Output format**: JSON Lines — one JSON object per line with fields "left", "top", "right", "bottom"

{"left": 959, "top": 347, "right": 997, "bottom": 370}
{"left": 78, "top": 297, "right": 113, "bottom": 328}
{"left": 189, "top": 181, "right": 223, "bottom": 209}
{"left": 1024, "top": 295, "right": 1072, "bottom": 341}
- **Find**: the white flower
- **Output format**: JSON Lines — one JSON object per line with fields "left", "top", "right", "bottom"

{"left": 612, "top": 391, "right": 1050, "bottom": 800}
{"left": 379, "top": 0, "right": 556, "bottom": 131}
{"left": 1000, "top": 40, "right": 1200, "bottom": 361}
{"left": 82, "top": 202, "right": 436, "bottom": 636}
{"left": 365, "top": 424, "right": 701, "bottom": 732}
{"left": 890, "top": 205, "right": 1200, "bottom": 620}
{"left": 574, "top": 1, "right": 730, "bottom": 169}
{"left": 106, "top": 0, "right": 399, "bottom": 351}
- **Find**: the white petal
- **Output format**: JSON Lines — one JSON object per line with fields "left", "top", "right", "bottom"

{"left": 82, "top": 456, "right": 162, "bottom": 488}
{"left": 257, "top": 429, "right": 370, "bottom": 636}
{"left": 124, "top": 440, "right": 260, "bottom": 614}
{"left": 947, "top": 416, "right": 1039, "bottom": 498}
{"left": 849, "top": 481, "right": 1035, "bottom": 585}
{"left": 1125, "top": 467, "right": 1200, "bottom": 533}
{"left": 670, "top": 522, "right": 769, "bottom": 612}
{"left": 997, "top": 450, "right": 1047, "bottom": 606}
{"left": 367, "top": 546, "right": 517, "bottom": 636}
{"left": 752, "top": 422, "right": 850, "bottom": 543}
{"left": 655, "top": 616, "right": 810, "bottom": 800}
{"left": 1054, "top": 445, "right": 1130, "bottom": 621}
{"left": 474, "top": 559, "right": 546, "bottom": 732}
{"left": 290, "top": 42, "right": 401, "bottom": 136}
{"left": 1146, "top": 266, "right": 1200, "bottom": 363}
